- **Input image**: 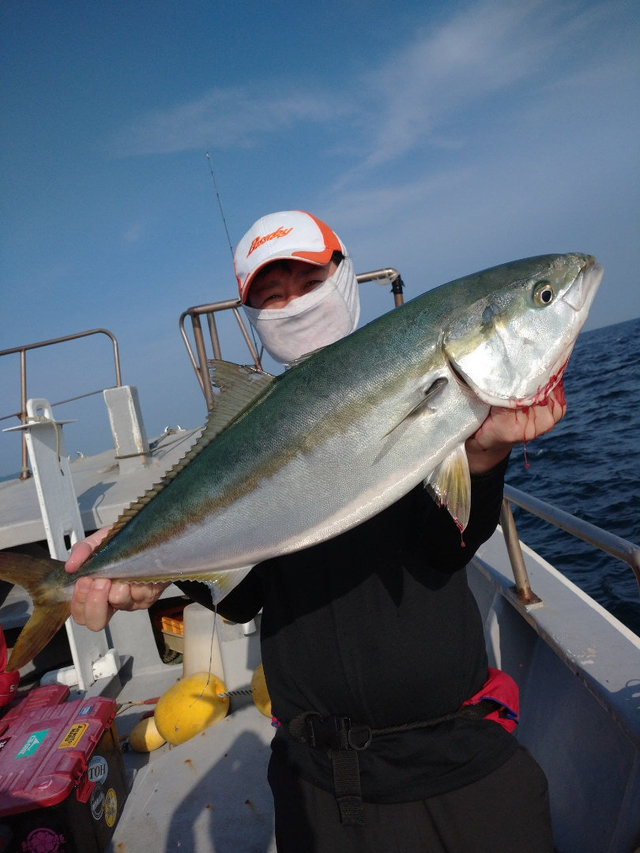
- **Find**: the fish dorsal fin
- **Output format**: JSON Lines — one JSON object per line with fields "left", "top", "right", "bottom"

{"left": 207, "top": 361, "right": 275, "bottom": 419}
{"left": 424, "top": 443, "right": 471, "bottom": 532}
{"left": 97, "top": 362, "right": 274, "bottom": 551}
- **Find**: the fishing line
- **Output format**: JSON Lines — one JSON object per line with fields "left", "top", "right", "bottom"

{"left": 195, "top": 601, "right": 220, "bottom": 695}
{"left": 204, "top": 152, "right": 264, "bottom": 363}
{"left": 206, "top": 152, "right": 234, "bottom": 263}
{"left": 207, "top": 603, "right": 218, "bottom": 685}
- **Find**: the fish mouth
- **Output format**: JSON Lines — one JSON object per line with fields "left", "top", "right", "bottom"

{"left": 564, "top": 257, "right": 603, "bottom": 313}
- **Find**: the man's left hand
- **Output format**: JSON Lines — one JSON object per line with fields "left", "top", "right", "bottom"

{"left": 466, "top": 384, "right": 566, "bottom": 474}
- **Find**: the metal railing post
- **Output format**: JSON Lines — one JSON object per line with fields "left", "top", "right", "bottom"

{"left": 504, "top": 485, "right": 640, "bottom": 593}
{"left": 499, "top": 499, "right": 541, "bottom": 604}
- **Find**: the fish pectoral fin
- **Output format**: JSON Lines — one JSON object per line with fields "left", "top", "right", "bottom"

{"left": 374, "top": 378, "right": 449, "bottom": 464}
{"left": 425, "top": 444, "right": 471, "bottom": 532}
{"left": 383, "top": 377, "right": 448, "bottom": 438}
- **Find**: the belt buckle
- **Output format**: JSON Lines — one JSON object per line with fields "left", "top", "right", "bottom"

{"left": 347, "top": 724, "right": 372, "bottom": 751}
{"left": 303, "top": 713, "right": 372, "bottom": 751}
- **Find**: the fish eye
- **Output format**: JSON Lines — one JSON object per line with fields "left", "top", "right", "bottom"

{"left": 533, "top": 281, "right": 555, "bottom": 306}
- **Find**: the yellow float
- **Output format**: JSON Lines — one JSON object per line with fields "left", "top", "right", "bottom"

{"left": 154, "top": 672, "right": 229, "bottom": 745}
{"left": 251, "top": 663, "right": 272, "bottom": 717}
{"left": 128, "top": 714, "right": 166, "bottom": 752}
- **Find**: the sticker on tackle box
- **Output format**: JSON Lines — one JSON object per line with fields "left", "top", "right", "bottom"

{"left": 58, "top": 722, "right": 88, "bottom": 749}
{"left": 87, "top": 755, "right": 108, "bottom": 784}
{"left": 16, "top": 729, "right": 49, "bottom": 758}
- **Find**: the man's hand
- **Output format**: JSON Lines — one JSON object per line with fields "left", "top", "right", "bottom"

{"left": 466, "top": 384, "right": 566, "bottom": 474}
{"left": 65, "top": 527, "right": 168, "bottom": 631}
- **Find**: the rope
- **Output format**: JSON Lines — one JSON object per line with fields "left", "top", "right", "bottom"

{"left": 27, "top": 413, "right": 63, "bottom": 465}
{"left": 216, "top": 686, "right": 253, "bottom": 698}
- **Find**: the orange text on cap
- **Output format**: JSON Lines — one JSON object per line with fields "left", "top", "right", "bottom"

{"left": 247, "top": 226, "right": 294, "bottom": 257}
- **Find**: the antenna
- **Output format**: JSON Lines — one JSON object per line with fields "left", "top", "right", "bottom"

{"left": 206, "top": 152, "right": 234, "bottom": 262}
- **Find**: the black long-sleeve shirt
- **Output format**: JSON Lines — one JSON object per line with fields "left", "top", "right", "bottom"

{"left": 180, "top": 458, "right": 516, "bottom": 802}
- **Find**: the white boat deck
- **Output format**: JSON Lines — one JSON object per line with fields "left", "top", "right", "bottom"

{"left": 0, "top": 427, "right": 201, "bottom": 551}
{"left": 109, "top": 699, "right": 276, "bottom": 853}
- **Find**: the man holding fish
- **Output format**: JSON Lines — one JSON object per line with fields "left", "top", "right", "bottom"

{"left": 66, "top": 211, "right": 579, "bottom": 852}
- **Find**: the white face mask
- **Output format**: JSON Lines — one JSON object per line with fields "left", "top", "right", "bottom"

{"left": 242, "top": 253, "right": 360, "bottom": 365}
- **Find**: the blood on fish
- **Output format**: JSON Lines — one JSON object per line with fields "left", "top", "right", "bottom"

{"left": 512, "top": 406, "right": 534, "bottom": 468}
{"left": 454, "top": 518, "right": 466, "bottom": 548}
{"left": 529, "top": 362, "right": 568, "bottom": 407}
{"left": 551, "top": 379, "right": 567, "bottom": 411}
{"left": 513, "top": 378, "right": 567, "bottom": 470}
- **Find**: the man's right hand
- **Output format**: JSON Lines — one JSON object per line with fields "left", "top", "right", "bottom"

{"left": 65, "top": 527, "right": 168, "bottom": 631}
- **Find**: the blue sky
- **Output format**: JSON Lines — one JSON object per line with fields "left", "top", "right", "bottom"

{"left": 1, "top": 0, "right": 639, "bottom": 475}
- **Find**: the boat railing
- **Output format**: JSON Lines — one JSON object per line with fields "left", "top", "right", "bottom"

{"left": 500, "top": 484, "right": 640, "bottom": 603}
{"left": 179, "top": 268, "right": 405, "bottom": 410}
{"left": 0, "top": 329, "right": 122, "bottom": 479}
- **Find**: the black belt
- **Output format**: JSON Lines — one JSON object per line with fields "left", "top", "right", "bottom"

{"left": 287, "top": 700, "right": 503, "bottom": 826}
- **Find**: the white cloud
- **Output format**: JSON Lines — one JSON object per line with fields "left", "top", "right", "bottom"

{"left": 107, "top": 0, "right": 629, "bottom": 184}
{"left": 354, "top": 0, "right": 613, "bottom": 167}
{"left": 110, "top": 86, "right": 343, "bottom": 157}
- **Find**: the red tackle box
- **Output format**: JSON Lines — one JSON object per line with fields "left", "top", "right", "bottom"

{"left": 0, "top": 684, "right": 128, "bottom": 852}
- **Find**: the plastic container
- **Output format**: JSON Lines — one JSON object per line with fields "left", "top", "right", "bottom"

{"left": 0, "top": 685, "right": 127, "bottom": 852}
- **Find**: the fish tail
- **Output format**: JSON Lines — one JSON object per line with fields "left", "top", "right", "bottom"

{"left": 0, "top": 551, "right": 70, "bottom": 671}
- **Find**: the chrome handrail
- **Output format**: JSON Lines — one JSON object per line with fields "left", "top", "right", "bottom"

{"left": 179, "top": 269, "right": 405, "bottom": 410}
{"left": 0, "top": 329, "right": 122, "bottom": 479}
{"left": 179, "top": 299, "right": 262, "bottom": 411}
{"left": 501, "top": 484, "right": 640, "bottom": 602}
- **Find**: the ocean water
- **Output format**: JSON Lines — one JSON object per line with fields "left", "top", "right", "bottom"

{"left": 504, "top": 316, "right": 640, "bottom": 636}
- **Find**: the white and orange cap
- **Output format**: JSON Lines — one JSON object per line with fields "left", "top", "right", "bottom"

{"left": 234, "top": 210, "right": 343, "bottom": 304}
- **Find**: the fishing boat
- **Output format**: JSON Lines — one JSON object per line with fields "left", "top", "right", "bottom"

{"left": 0, "top": 270, "right": 638, "bottom": 853}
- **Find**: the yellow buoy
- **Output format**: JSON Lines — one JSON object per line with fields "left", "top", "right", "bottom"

{"left": 128, "top": 714, "right": 166, "bottom": 753}
{"left": 154, "top": 672, "right": 229, "bottom": 745}
{"left": 251, "top": 663, "right": 272, "bottom": 718}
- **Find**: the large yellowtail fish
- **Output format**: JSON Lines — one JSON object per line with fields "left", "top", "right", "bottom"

{"left": 0, "top": 254, "right": 602, "bottom": 670}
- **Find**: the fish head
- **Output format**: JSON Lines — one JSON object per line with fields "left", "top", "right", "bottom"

{"left": 442, "top": 253, "right": 602, "bottom": 407}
